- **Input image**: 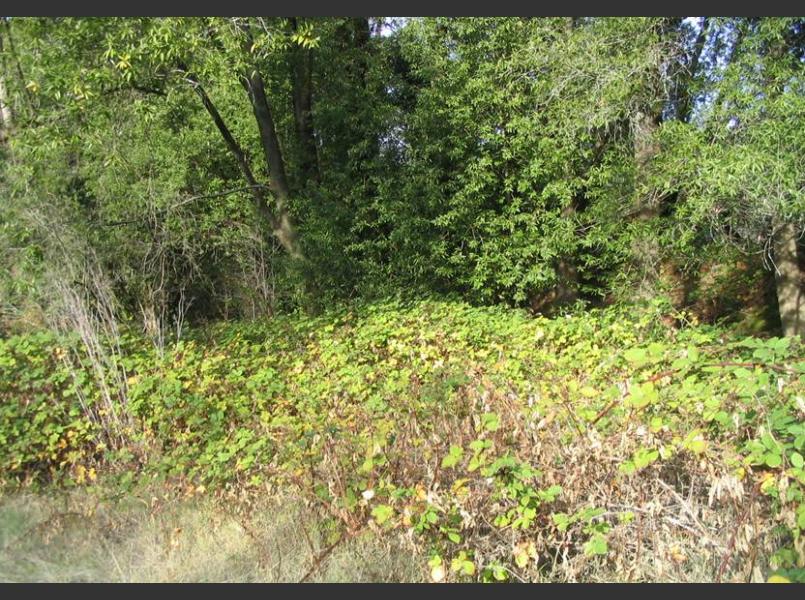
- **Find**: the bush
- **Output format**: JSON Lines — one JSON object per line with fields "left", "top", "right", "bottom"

{"left": 1, "top": 299, "right": 804, "bottom": 581}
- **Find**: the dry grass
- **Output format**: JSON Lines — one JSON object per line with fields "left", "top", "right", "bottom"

{"left": 0, "top": 469, "right": 784, "bottom": 584}
{"left": 411, "top": 383, "right": 790, "bottom": 583}
{"left": 0, "top": 487, "right": 423, "bottom": 583}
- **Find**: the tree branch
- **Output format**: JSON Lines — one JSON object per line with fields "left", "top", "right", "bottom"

{"left": 177, "top": 63, "right": 278, "bottom": 235}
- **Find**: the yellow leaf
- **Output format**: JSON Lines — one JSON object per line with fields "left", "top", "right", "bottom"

{"left": 767, "top": 575, "right": 790, "bottom": 583}
{"left": 514, "top": 540, "right": 537, "bottom": 568}
{"left": 415, "top": 484, "right": 427, "bottom": 501}
{"left": 759, "top": 472, "right": 776, "bottom": 494}
{"left": 580, "top": 386, "right": 598, "bottom": 398}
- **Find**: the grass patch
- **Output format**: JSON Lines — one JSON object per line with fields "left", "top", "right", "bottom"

{"left": 0, "top": 486, "right": 422, "bottom": 582}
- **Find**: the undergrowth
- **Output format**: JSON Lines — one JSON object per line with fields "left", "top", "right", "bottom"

{"left": 1, "top": 299, "right": 804, "bottom": 582}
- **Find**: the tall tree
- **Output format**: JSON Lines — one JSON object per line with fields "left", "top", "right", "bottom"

{"left": 655, "top": 18, "right": 805, "bottom": 336}
{"left": 289, "top": 17, "right": 319, "bottom": 183}
{"left": 85, "top": 17, "right": 310, "bottom": 260}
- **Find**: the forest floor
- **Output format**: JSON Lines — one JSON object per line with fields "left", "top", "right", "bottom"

{"left": 1, "top": 299, "right": 803, "bottom": 582}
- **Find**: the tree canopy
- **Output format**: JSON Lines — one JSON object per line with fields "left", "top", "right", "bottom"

{"left": 1, "top": 17, "right": 803, "bottom": 338}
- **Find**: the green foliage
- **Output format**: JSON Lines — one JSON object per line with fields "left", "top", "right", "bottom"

{"left": 654, "top": 18, "right": 805, "bottom": 258}
{"left": 2, "top": 16, "right": 805, "bottom": 581}
{"left": 1, "top": 299, "right": 803, "bottom": 580}
{"left": 2, "top": 17, "right": 803, "bottom": 326}
{"left": 0, "top": 331, "right": 100, "bottom": 483}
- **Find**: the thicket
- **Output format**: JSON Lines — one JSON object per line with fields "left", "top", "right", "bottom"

{"left": 1, "top": 300, "right": 803, "bottom": 581}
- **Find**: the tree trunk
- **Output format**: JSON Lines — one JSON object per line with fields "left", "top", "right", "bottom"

{"left": 633, "top": 109, "right": 661, "bottom": 196}
{"left": 188, "top": 78, "right": 271, "bottom": 222}
{"left": 0, "top": 28, "right": 12, "bottom": 143}
{"left": 290, "top": 18, "right": 319, "bottom": 183}
{"left": 628, "top": 19, "right": 684, "bottom": 297}
{"left": 630, "top": 109, "right": 663, "bottom": 296}
{"left": 184, "top": 70, "right": 303, "bottom": 262}
{"left": 556, "top": 201, "right": 579, "bottom": 305}
{"left": 773, "top": 222, "right": 805, "bottom": 338}
{"left": 555, "top": 257, "right": 578, "bottom": 305}
{"left": 228, "top": 19, "right": 303, "bottom": 261}
{"left": 552, "top": 18, "right": 580, "bottom": 307}
{"left": 241, "top": 70, "right": 302, "bottom": 260}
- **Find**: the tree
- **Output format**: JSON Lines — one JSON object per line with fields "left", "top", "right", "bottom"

{"left": 40, "top": 17, "right": 313, "bottom": 260}
{"left": 655, "top": 18, "right": 805, "bottom": 336}
{"left": 2, "top": 16, "right": 803, "bottom": 335}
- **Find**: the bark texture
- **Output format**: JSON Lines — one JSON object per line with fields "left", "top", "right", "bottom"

{"left": 773, "top": 222, "right": 805, "bottom": 338}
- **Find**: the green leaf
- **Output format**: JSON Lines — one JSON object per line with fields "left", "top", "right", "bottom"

{"left": 628, "top": 382, "right": 657, "bottom": 409}
{"left": 481, "top": 412, "right": 500, "bottom": 432}
{"left": 583, "top": 533, "right": 608, "bottom": 556}
{"left": 624, "top": 348, "right": 648, "bottom": 366}
{"left": 765, "top": 453, "right": 782, "bottom": 468}
{"left": 371, "top": 504, "right": 393, "bottom": 525}
{"left": 441, "top": 444, "right": 464, "bottom": 469}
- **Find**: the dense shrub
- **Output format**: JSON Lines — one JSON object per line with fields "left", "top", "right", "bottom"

{"left": 1, "top": 300, "right": 804, "bottom": 581}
